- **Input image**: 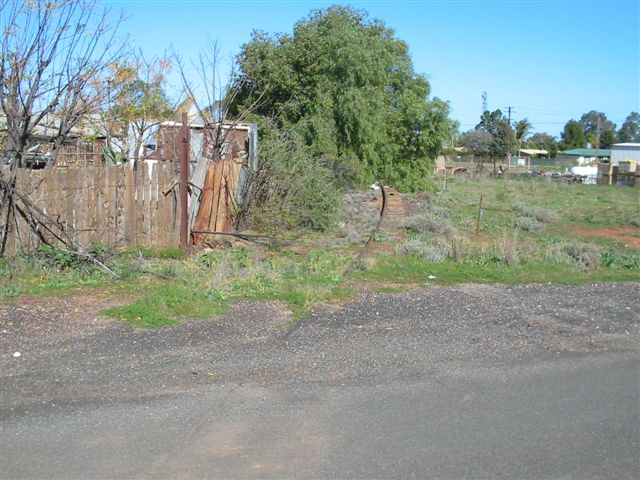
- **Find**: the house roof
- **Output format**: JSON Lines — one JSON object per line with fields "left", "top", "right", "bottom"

{"left": 520, "top": 148, "right": 548, "bottom": 156}
{"left": 559, "top": 148, "right": 610, "bottom": 157}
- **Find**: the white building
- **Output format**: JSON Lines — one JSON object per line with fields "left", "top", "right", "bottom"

{"left": 610, "top": 143, "right": 640, "bottom": 165}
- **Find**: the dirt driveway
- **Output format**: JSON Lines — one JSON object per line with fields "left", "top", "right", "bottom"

{"left": 1, "top": 283, "right": 639, "bottom": 479}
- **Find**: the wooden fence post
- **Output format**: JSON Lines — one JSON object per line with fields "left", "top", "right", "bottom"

{"left": 180, "top": 112, "right": 190, "bottom": 247}
{"left": 475, "top": 194, "right": 483, "bottom": 235}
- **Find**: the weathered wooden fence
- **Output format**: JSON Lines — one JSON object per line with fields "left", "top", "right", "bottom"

{"left": 4, "top": 162, "right": 182, "bottom": 255}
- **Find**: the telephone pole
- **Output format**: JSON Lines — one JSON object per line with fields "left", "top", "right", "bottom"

{"left": 505, "top": 106, "right": 513, "bottom": 167}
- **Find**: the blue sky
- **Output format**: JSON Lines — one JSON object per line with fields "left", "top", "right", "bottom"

{"left": 104, "top": 0, "right": 639, "bottom": 138}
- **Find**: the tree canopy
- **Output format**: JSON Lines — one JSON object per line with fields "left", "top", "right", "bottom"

{"left": 560, "top": 120, "right": 586, "bottom": 150}
{"left": 578, "top": 111, "right": 617, "bottom": 148}
{"left": 526, "top": 132, "right": 558, "bottom": 158}
{"left": 618, "top": 112, "right": 640, "bottom": 143}
{"left": 228, "top": 6, "right": 451, "bottom": 191}
{"left": 475, "top": 109, "right": 515, "bottom": 158}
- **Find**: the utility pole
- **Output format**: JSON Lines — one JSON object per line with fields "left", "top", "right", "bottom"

{"left": 506, "top": 106, "right": 513, "bottom": 168}
{"left": 595, "top": 113, "right": 601, "bottom": 165}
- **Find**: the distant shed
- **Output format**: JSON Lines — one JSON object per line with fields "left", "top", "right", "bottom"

{"left": 610, "top": 143, "right": 640, "bottom": 165}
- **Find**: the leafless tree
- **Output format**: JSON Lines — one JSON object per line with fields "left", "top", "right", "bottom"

{"left": 175, "top": 39, "right": 264, "bottom": 161}
{"left": 0, "top": 0, "right": 126, "bottom": 254}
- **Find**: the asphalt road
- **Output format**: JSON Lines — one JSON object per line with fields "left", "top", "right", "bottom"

{"left": 1, "top": 282, "right": 639, "bottom": 479}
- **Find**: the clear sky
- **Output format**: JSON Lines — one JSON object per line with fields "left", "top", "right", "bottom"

{"left": 103, "top": 0, "right": 640, "bottom": 138}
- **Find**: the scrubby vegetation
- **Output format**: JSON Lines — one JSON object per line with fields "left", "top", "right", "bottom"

{"left": 2, "top": 175, "right": 639, "bottom": 329}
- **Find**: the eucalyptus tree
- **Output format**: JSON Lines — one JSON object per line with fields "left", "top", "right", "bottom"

{"left": 228, "top": 6, "right": 451, "bottom": 191}
{"left": 618, "top": 112, "right": 640, "bottom": 143}
{"left": 560, "top": 120, "right": 586, "bottom": 150}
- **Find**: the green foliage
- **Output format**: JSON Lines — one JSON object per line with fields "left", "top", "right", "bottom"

{"left": 560, "top": 120, "right": 586, "bottom": 149}
{"left": 460, "top": 129, "right": 492, "bottom": 156}
{"left": 102, "top": 285, "right": 229, "bottom": 328}
{"left": 155, "top": 247, "right": 186, "bottom": 260}
{"left": 239, "top": 130, "right": 341, "bottom": 232}
{"left": 618, "top": 112, "right": 640, "bottom": 143}
{"left": 475, "top": 109, "right": 516, "bottom": 157}
{"left": 35, "top": 243, "right": 107, "bottom": 271}
{"left": 601, "top": 252, "right": 640, "bottom": 269}
{"left": 360, "top": 255, "right": 640, "bottom": 285}
{"left": 526, "top": 132, "right": 558, "bottom": 158}
{"left": 120, "top": 246, "right": 184, "bottom": 260}
{"left": 579, "top": 111, "right": 617, "bottom": 148}
{"left": 229, "top": 6, "right": 450, "bottom": 191}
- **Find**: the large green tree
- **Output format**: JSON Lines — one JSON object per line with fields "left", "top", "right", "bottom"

{"left": 526, "top": 132, "right": 558, "bottom": 158}
{"left": 229, "top": 6, "right": 451, "bottom": 191}
{"left": 460, "top": 129, "right": 492, "bottom": 157}
{"left": 578, "top": 111, "right": 616, "bottom": 148}
{"left": 618, "top": 112, "right": 640, "bottom": 143}
{"left": 475, "top": 109, "right": 515, "bottom": 158}
{"left": 560, "top": 120, "right": 586, "bottom": 150}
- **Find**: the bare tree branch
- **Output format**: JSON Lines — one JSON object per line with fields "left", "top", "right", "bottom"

{"left": 1, "top": 0, "right": 127, "bottom": 255}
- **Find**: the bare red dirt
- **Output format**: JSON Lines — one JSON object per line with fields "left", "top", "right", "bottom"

{"left": 569, "top": 227, "right": 640, "bottom": 249}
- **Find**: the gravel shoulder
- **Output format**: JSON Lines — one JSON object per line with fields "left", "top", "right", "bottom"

{"left": 1, "top": 282, "right": 639, "bottom": 479}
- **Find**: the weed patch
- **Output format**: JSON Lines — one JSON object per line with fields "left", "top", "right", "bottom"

{"left": 102, "top": 286, "right": 229, "bottom": 328}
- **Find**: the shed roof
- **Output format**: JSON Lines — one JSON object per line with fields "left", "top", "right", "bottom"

{"left": 559, "top": 148, "right": 610, "bottom": 157}
{"left": 611, "top": 143, "right": 640, "bottom": 148}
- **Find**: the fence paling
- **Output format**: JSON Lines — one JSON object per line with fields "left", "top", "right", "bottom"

{"left": 7, "top": 163, "right": 182, "bottom": 255}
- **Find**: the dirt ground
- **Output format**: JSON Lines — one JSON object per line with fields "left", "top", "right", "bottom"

{"left": 570, "top": 226, "right": 640, "bottom": 249}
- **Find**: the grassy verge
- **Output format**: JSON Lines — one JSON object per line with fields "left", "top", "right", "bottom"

{"left": 2, "top": 176, "right": 639, "bottom": 329}
{"left": 358, "top": 255, "right": 640, "bottom": 286}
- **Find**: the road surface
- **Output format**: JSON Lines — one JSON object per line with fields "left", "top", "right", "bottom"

{"left": 1, "top": 283, "right": 639, "bottom": 479}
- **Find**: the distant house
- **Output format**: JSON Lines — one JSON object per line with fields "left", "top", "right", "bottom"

{"left": 558, "top": 148, "right": 610, "bottom": 165}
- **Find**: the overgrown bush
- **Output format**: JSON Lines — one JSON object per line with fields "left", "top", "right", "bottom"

{"left": 512, "top": 202, "right": 556, "bottom": 223}
{"left": 402, "top": 212, "right": 453, "bottom": 236}
{"left": 395, "top": 237, "right": 451, "bottom": 263}
{"left": 514, "top": 216, "right": 544, "bottom": 232}
{"left": 35, "top": 243, "right": 108, "bottom": 272}
{"left": 339, "top": 191, "right": 380, "bottom": 242}
{"left": 545, "top": 241, "right": 601, "bottom": 270}
{"left": 236, "top": 130, "right": 341, "bottom": 233}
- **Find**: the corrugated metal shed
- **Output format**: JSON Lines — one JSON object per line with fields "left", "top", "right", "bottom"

{"left": 610, "top": 143, "right": 640, "bottom": 164}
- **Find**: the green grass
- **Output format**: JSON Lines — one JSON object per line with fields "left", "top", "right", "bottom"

{"left": 2, "top": 175, "right": 639, "bottom": 328}
{"left": 359, "top": 255, "right": 640, "bottom": 286}
{"left": 102, "top": 285, "right": 229, "bottom": 328}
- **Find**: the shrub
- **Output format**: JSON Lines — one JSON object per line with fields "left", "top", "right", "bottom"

{"left": 237, "top": 130, "right": 341, "bottom": 232}
{"left": 512, "top": 202, "right": 556, "bottom": 223}
{"left": 395, "top": 237, "right": 451, "bottom": 263}
{"left": 402, "top": 213, "right": 452, "bottom": 236}
{"left": 546, "top": 241, "right": 601, "bottom": 270}
{"left": 601, "top": 252, "right": 640, "bottom": 269}
{"left": 514, "top": 216, "right": 544, "bottom": 232}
